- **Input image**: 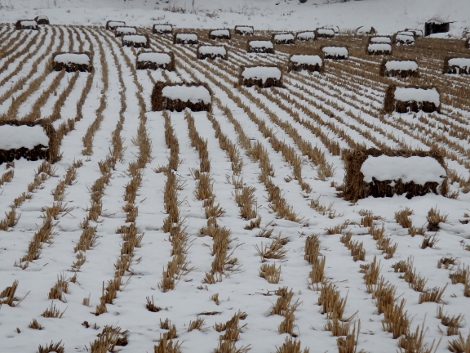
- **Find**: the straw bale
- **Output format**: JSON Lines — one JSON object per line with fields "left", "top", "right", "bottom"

{"left": 380, "top": 59, "right": 419, "bottom": 78}
{"left": 368, "top": 36, "right": 392, "bottom": 45}
{"left": 272, "top": 32, "right": 295, "bottom": 45}
{"left": 34, "top": 16, "right": 50, "bottom": 25}
{"left": 136, "top": 51, "right": 175, "bottom": 70}
{"left": 444, "top": 57, "right": 470, "bottom": 74}
{"left": 0, "top": 119, "right": 58, "bottom": 165}
{"left": 114, "top": 26, "right": 137, "bottom": 37}
{"left": 173, "top": 32, "right": 198, "bottom": 45}
{"left": 247, "top": 40, "right": 275, "bottom": 54}
{"left": 288, "top": 54, "right": 324, "bottom": 73}
{"left": 383, "top": 85, "right": 441, "bottom": 114}
{"left": 238, "top": 65, "right": 283, "bottom": 88}
{"left": 296, "top": 31, "right": 316, "bottom": 41}
{"left": 106, "top": 20, "right": 126, "bottom": 30}
{"left": 151, "top": 82, "right": 213, "bottom": 112}
{"left": 209, "top": 28, "right": 231, "bottom": 40}
{"left": 342, "top": 147, "right": 448, "bottom": 202}
{"left": 393, "top": 32, "right": 415, "bottom": 45}
{"left": 321, "top": 45, "right": 349, "bottom": 60}
{"left": 366, "top": 43, "right": 392, "bottom": 55}
{"left": 15, "top": 20, "right": 38, "bottom": 30}
{"left": 315, "top": 28, "right": 335, "bottom": 39}
{"left": 122, "top": 34, "right": 149, "bottom": 48}
{"left": 52, "top": 52, "right": 93, "bottom": 72}
{"left": 234, "top": 25, "right": 254, "bottom": 36}
{"left": 197, "top": 45, "right": 228, "bottom": 60}
{"left": 405, "top": 28, "right": 424, "bottom": 37}
{"left": 153, "top": 23, "right": 173, "bottom": 34}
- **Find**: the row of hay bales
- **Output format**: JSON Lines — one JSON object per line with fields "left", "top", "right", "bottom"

{"left": 15, "top": 16, "right": 50, "bottom": 30}
{"left": 105, "top": 20, "right": 149, "bottom": 48}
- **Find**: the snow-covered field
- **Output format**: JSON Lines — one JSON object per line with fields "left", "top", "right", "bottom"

{"left": 1, "top": 1, "right": 470, "bottom": 352}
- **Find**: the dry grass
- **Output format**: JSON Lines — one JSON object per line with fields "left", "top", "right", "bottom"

{"left": 275, "top": 336, "right": 310, "bottom": 353}
{"left": 146, "top": 296, "right": 162, "bottom": 312}
{"left": 419, "top": 284, "right": 447, "bottom": 304}
{"left": 395, "top": 207, "right": 414, "bottom": 228}
{"left": 437, "top": 257, "right": 456, "bottom": 269}
{"left": 260, "top": 263, "right": 282, "bottom": 284}
{"left": 41, "top": 302, "right": 65, "bottom": 318}
{"left": 398, "top": 323, "right": 440, "bottom": 353}
{"left": 448, "top": 332, "right": 470, "bottom": 353}
{"left": 427, "top": 207, "right": 448, "bottom": 231}
{"left": 37, "top": 341, "right": 64, "bottom": 353}
{"left": 29, "top": 318, "right": 44, "bottom": 330}
{"left": 437, "top": 306, "right": 463, "bottom": 336}
{"left": 256, "top": 238, "right": 288, "bottom": 262}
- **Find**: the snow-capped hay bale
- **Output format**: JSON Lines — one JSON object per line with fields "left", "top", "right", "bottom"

{"left": 296, "top": 31, "right": 315, "bottom": 41}
{"left": 443, "top": 57, "right": 470, "bottom": 74}
{"left": 174, "top": 32, "right": 198, "bottom": 45}
{"left": 247, "top": 40, "right": 274, "bottom": 54}
{"left": 239, "top": 65, "right": 282, "bottom": 88}
{"left": 209, "top": 28, "right": 231, "bottom": 40}
{"left": 394, "top": 32, "right": 415, "bottom": 45}
{"left": 15, "top": 20, "right": 38, "bottom": 30}
{"left": 106, "top": 20, "right": 126, "bottom": 30}
{"left": 342, "top": 147, "right": 448, "bottom": 201}
{"left": 288, "top": 54, "right": 324, "bottom": 73}
{"left": 380, "top": 59, "right": 419, "bottom": 78}
{"left": 114, "top": 26, "right": 137, "bottom": 37}
{"left": 369, "top": 36, "right": 392, "bottom": 44}
{"left": 52, "top": 52, "right": 92, "bottom": 72}
{"left": 197, "top": 45, "right": 228, "bottom": 60}
{"left": 356, "top": 26, "right": 376, "bottom": 35}
{"left": 367, "top": 43, "right": 392, "bottom": 55}
{"left": 235, "top": 25, "right": 254, "bottom": 36}
{"left": 321, "top": 46, "right": 348, "bottom": 60}
{"left": 122, "top": 34, "right": 149, "bottom": 48}
{"left": 405, "top": 28, "right": 424, "bottom": 37}
{"left": 34, "top": 15, "right": 49, "bottom": 25}
{"left": 136, "top": 51, "right": 175, "bottom": 70}
{"left": 153, "top": 23, "right": 173, "bottom": 34}
{"left": 315, "top": 28, "right": 335, "bottom": 39}
{"left": 0, "top": 120, "right": 58, "bottom": 165}
{"left": 272, "top": 32, "right": 295, "bottom": 45}
{"left": 151, "top": 82, "right": 212, "bottom": 112}
{"left": 384, "top": 85, "right": 441, "bottom": 114}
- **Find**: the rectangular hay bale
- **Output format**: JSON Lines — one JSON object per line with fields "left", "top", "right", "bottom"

{"left": 443, "top": 57, "right": 470, "bottom": 74}
{"left": 209, "top": 28, "right": 231, "bottom": 40}
{"left": 197, "top": 45, "right": 228, "bottom": 60}
{"left": 247, "top": 40, "right": 275, "bottom": 54}
{"left": 367, "top": 43, "right": 392, "bottom": 55}
{"left": 122, "top": 34, "right": 149, "bottom": 48}
{"left": 15, "top": 20, "right": 38, "bottom": 30}
{"left": 239, "top": 65, "right": 282, "bottom": 88}
{"left": 234, "top": 25, "right": 254, "bottom": 36}
{"left": 52, "top": 52, "right": 92, "bottom": 72}
{"left": 153, "top": 23, "right": 173, "bottom": 34}
{"left": 174, "top": 32, "right": 198, "bottom": 45}
{"left": 136, "top": 51, "right": 175, "bottom": 70}
{"left": 380, "top": 59, "right": 419, "bottom": 78}
{"left": 151, "top": 82, "right": 212, "bottom": 112}
{"left": 114, "top": 26, "right": 137, "bottom": 37}
{"left": 106, "top": 20, "right": 126, "bottom": 30}
{"left": 288, "top": 54, "right": 324, "bottom": 73}
{"left": 384, "top": 85, "right": 441, "bottom": 114}
{"left": 272, "top": 32, "right": 295, "bottom": 45}
{"left": 321, "top": 45, "right": 349, "bottom": 60}
{"left": 296, "top": 31, "right": 316, "bottom": 41}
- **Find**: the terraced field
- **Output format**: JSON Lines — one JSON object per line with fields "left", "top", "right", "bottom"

{"left": 1, "top": 23, "right": 470, "bottom": 353}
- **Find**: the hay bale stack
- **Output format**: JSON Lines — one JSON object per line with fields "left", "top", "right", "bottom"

{"left": 34, "top": 15, "right": 49, "bottom": 25}
{"left": 342, "top": 147, "right": 448, "bottom": 201}
{"left": 153, "top": 23, "right": 173, "bottom": 34}
{"left": 106, "top": 20, "right": 126, "bottom": 30}
{"left": 321, "top": 46, "right": 348, "bottom": 60}
{"left": 0, "top": 120, "right": 58, "bottom": 165}
{"left": 394, "top": 32, "right": 415, "bottom": 45}
{"left": 384, "top": 85, "right": 441, "bottom": 113}
{"left": 197, "top": 45, "right": 228, "bottom": 60}
{"left": 380, "top": 59, "right": 419, "bottom": 78}
{"left": 367, "top": 43, "right": 392, "bottom": 55}
{"left": 122, "top": 34, "right": 149, "bottom": 48}
{"left": 239, "top": 65, "right": 282, "bottom": 88}
{"left": 272, "top": 32, "right": 295, "bottom": 45}
{"left": 235, "top": 25, "right": 254, "bottom": 36}
{"left": 288, "top": 54, "right": 324, "bottom": 72}
{"left": 315, "top": 28, "right": 335, "bottom": 39}
{"left": 151, "top": 82, "right": 212, "bottom": 112}
{"left": 369, "top": 36, "right": 392, "bottom": 44}
{"left": 247, "top": 40, "right": 275, "bottom": 54}
{"left": 114, "top": 26, "right": 137, "bottom": 37}
{"left": 296, "top": 31, "right": 315, "bottom": 41}
{"left": 174, "top": 32, "right": 198, "bottom": 45}
{"left": 15, "top": 20, "right": 38, "bottom": 30}
{"left": 209, "top": 28, "right": 231, "bottom": 40}
{"left": 136, "top": 51, "right": 175, "bottom": 70}
{"left": 52, "top": 52, "right": 92, "bottom": 72}
{"left": 444, "top": 57, "right": 470, "bottom": 74}
{"left": 356, "top": 26, "right": 377, "bottom": 35}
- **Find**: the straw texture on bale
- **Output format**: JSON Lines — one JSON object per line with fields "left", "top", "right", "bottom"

{"left": 383, "top": 85, "right": 441, "bottom": 114}
{"left": 443, "top": 57, "right": 470, "bottom": 74}
{"left": 15, "top": 20, "right": 38, "bottom": 30}
{"left": 122, "top": 34, "right": 149, "bottom": 48}
{"left": 173, "top": 32, "right": 198, "bottom": 45}
{"left": 152, "top": 23, "right": 173, "bottom": 34}
{"left": 34, "top": 16, "right": 50, "bottom": 25}
{"left": 197, "top": 45, "right": 228, "bottom": 60}
{"left": 234, "top": 25, "right": 254, "bottom": 36}
{"left": 0, "top": 120, "right": 58, "bottom": 165}
{"left": 209, "top": 28, "right": 231, "bottom": 40}
{"left": 342, "top": 147, "right": 448, "bottom": 202}
{"left": 247, "top": 40, "right": 275, "bottom": 54}
{"left": 380, "top": 59, "right": 419, "bottom": 78}
{"left": 272, "top": 32, "right": 295, "bottom": 44}
{"left": 52, "top": 52, "right": 92, "bottom": 72}
{"left": 238, "top": 65, "right": 283, "bottom": 88}
{"left": 136, "top": 51, "right": 175, "bottom": 70}
{"left": 288, "top": 54, "right": 324, "bottom": 73}
{"left": 151, "top": 82, "right": 213, "bottom": 112}
{"left": 106, "top": 20, "right": 126, "bottom": 30}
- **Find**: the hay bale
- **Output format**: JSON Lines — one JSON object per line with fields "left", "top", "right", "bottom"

{"left": 384, "top": 85, "right": 441, "bottom": 114}
{"left": 296, "top": 31, "right": 315, "bottom": 41}
{"left": 272, "top": 32, "right": 295, "bottom": 45}
{"left": 197, "top": 45, "right": 228, "bottom": 60}
{"left": 153, "top": 23, "right": 173, "bottom": 34}
{"left": 174, "top": 32, "right": 198, "bottom": 45}
{"left": 356, "top": 26, "right": 376, "bottom": 35}
{"left": 342, "top": 147, "right": 448, "bottom": 201}
{"left": 444, "top": 57, "right": 470, "bottom": 74}
{"left": 369, "top": 36, "right": 392, "bottom": 44}
{"left": 315, "top": 28, "right": 335, "bottom": 38}
{"left": 151, "top": 82, "right": 212, "bottom": 112}
{"left": 114, "top": 26, "right": 137, "bottom": 37}
{"left": 52, "top": 52, "right": 92, "bottom": 72}
{"left": 394, "top": 32, "right": 415, "bottom": 45}
{"left": 106, "top": 20, "right": 126, "bottom": 30}
{"left": 235, "top": 25, "right": 254, "bottom": 36}
{"left": 0, "top": 120, "right": 58, "bottom": 165}
{"left": 136, "top": 51, "right": 175, "bottom": 70}
{"left": 380, "top": 59, "right": 419, "bottom": 78}
{"left": 405, "top": 28, "right": 424, "bottom": 37}
{"left": 247, "top": 40, "right": 275, "bottom": 54}
{"left": 15, "top": 20, "right": 38, "bottom": 30}
{"left": 288, "top": 54, "right": 324, "bottom": 73}
{"left": 209, "top": 28, "right": 231, "bottom": 40}
{"left": 239, "top": 65, "right": 282, "bottom": 88}
{"left": 34, "top": 15, "right": 49, "bottom": 25}
{"left": 122, "top": 34, "right": 149, "bottom": 48}
{"left": 367, "top": 43, "right": 392, "bottom": 55}
{"left": 321, "top": 45, "right": 348, "bottom": 60}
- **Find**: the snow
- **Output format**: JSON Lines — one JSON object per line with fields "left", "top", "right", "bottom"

{"left": 153, "top": 24, "right": 172, "bottom": 32}
{"left": 448, "top": 58, "right": 470, "bottom": 68}
{"left": 122, "top": 34, "right": 147, "bottom": 43}
{"left": 273, "top": 33, "right": 295, "bottom": 41}
{"left": 249, "top": 40, "right": 274, "bottom": 49}
{"left": 368, "top": 43, "right": 392, "bottom": 52}
{"left": 175, "top": 33, "right": 198, "bottom": 41}
{"left": 370, "top": 36, "right": 392, "bottom": 43}
{"left": 210, "top": 29, "right": 230, "bottom": 37}
{"left": 290, "top": 54, "right": 323, "bottom": 66}
{"left": 385, "top": 60, "right": 419, "bottom": 71}
{"left": 317, "top": 28, "right": 335, "bottom": 35}
{"left": 19, "top": 20, "right": 37, "bottom": 27}
{"left": 296, "top": 31, "right": 315, "bottom": 40}
{"left": 235, "top": 26, "right": 254, "bottom": 34}
{"left": 394, "top": 87, "right": 440, "bottom": 105}
{"left": 53, "top": 53, "right": 90, "bottom": 65}
{"left": 137, "top": 52, "right": 171, "bottom": 64}
{"left": 361, "top": 156, "right": 446, "bottom": 184}
{"left": 0, "top": 125, "right": 49, "bottom": 149}
{"left": 396, "top": 33, "right": 415, "bottom": 43}
{"left": 242, "top": 66, "right": 282, "bottom": 82}
{"left": 115, "top": 26, "right": 137, "bottom": 35}
{"left": 198, "top": 45, "right": 227, "bottom": 56}
{"left": 107, "top": 20, "right": 125, "bottom": 29}
{"left": 322, "top": 46, "right": 348, "bottom": 57}
{"left": 162, "top": 85, "right": 211, "bottom": 104}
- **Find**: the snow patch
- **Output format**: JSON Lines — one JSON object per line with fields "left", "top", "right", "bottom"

{"left": 162, "top": 86, "right": 211, "bottom": 104}
{"left": 394, "top": 87, "right": 440, "bottom": 105}
{"left": 385, "top": 60, "right": 418, "bottom": 71}
{"left": 122, "top": 34, "right": 147, "bottom": 43}
{"left": 0, "top": 125, "right": 49, "bottom": 150}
